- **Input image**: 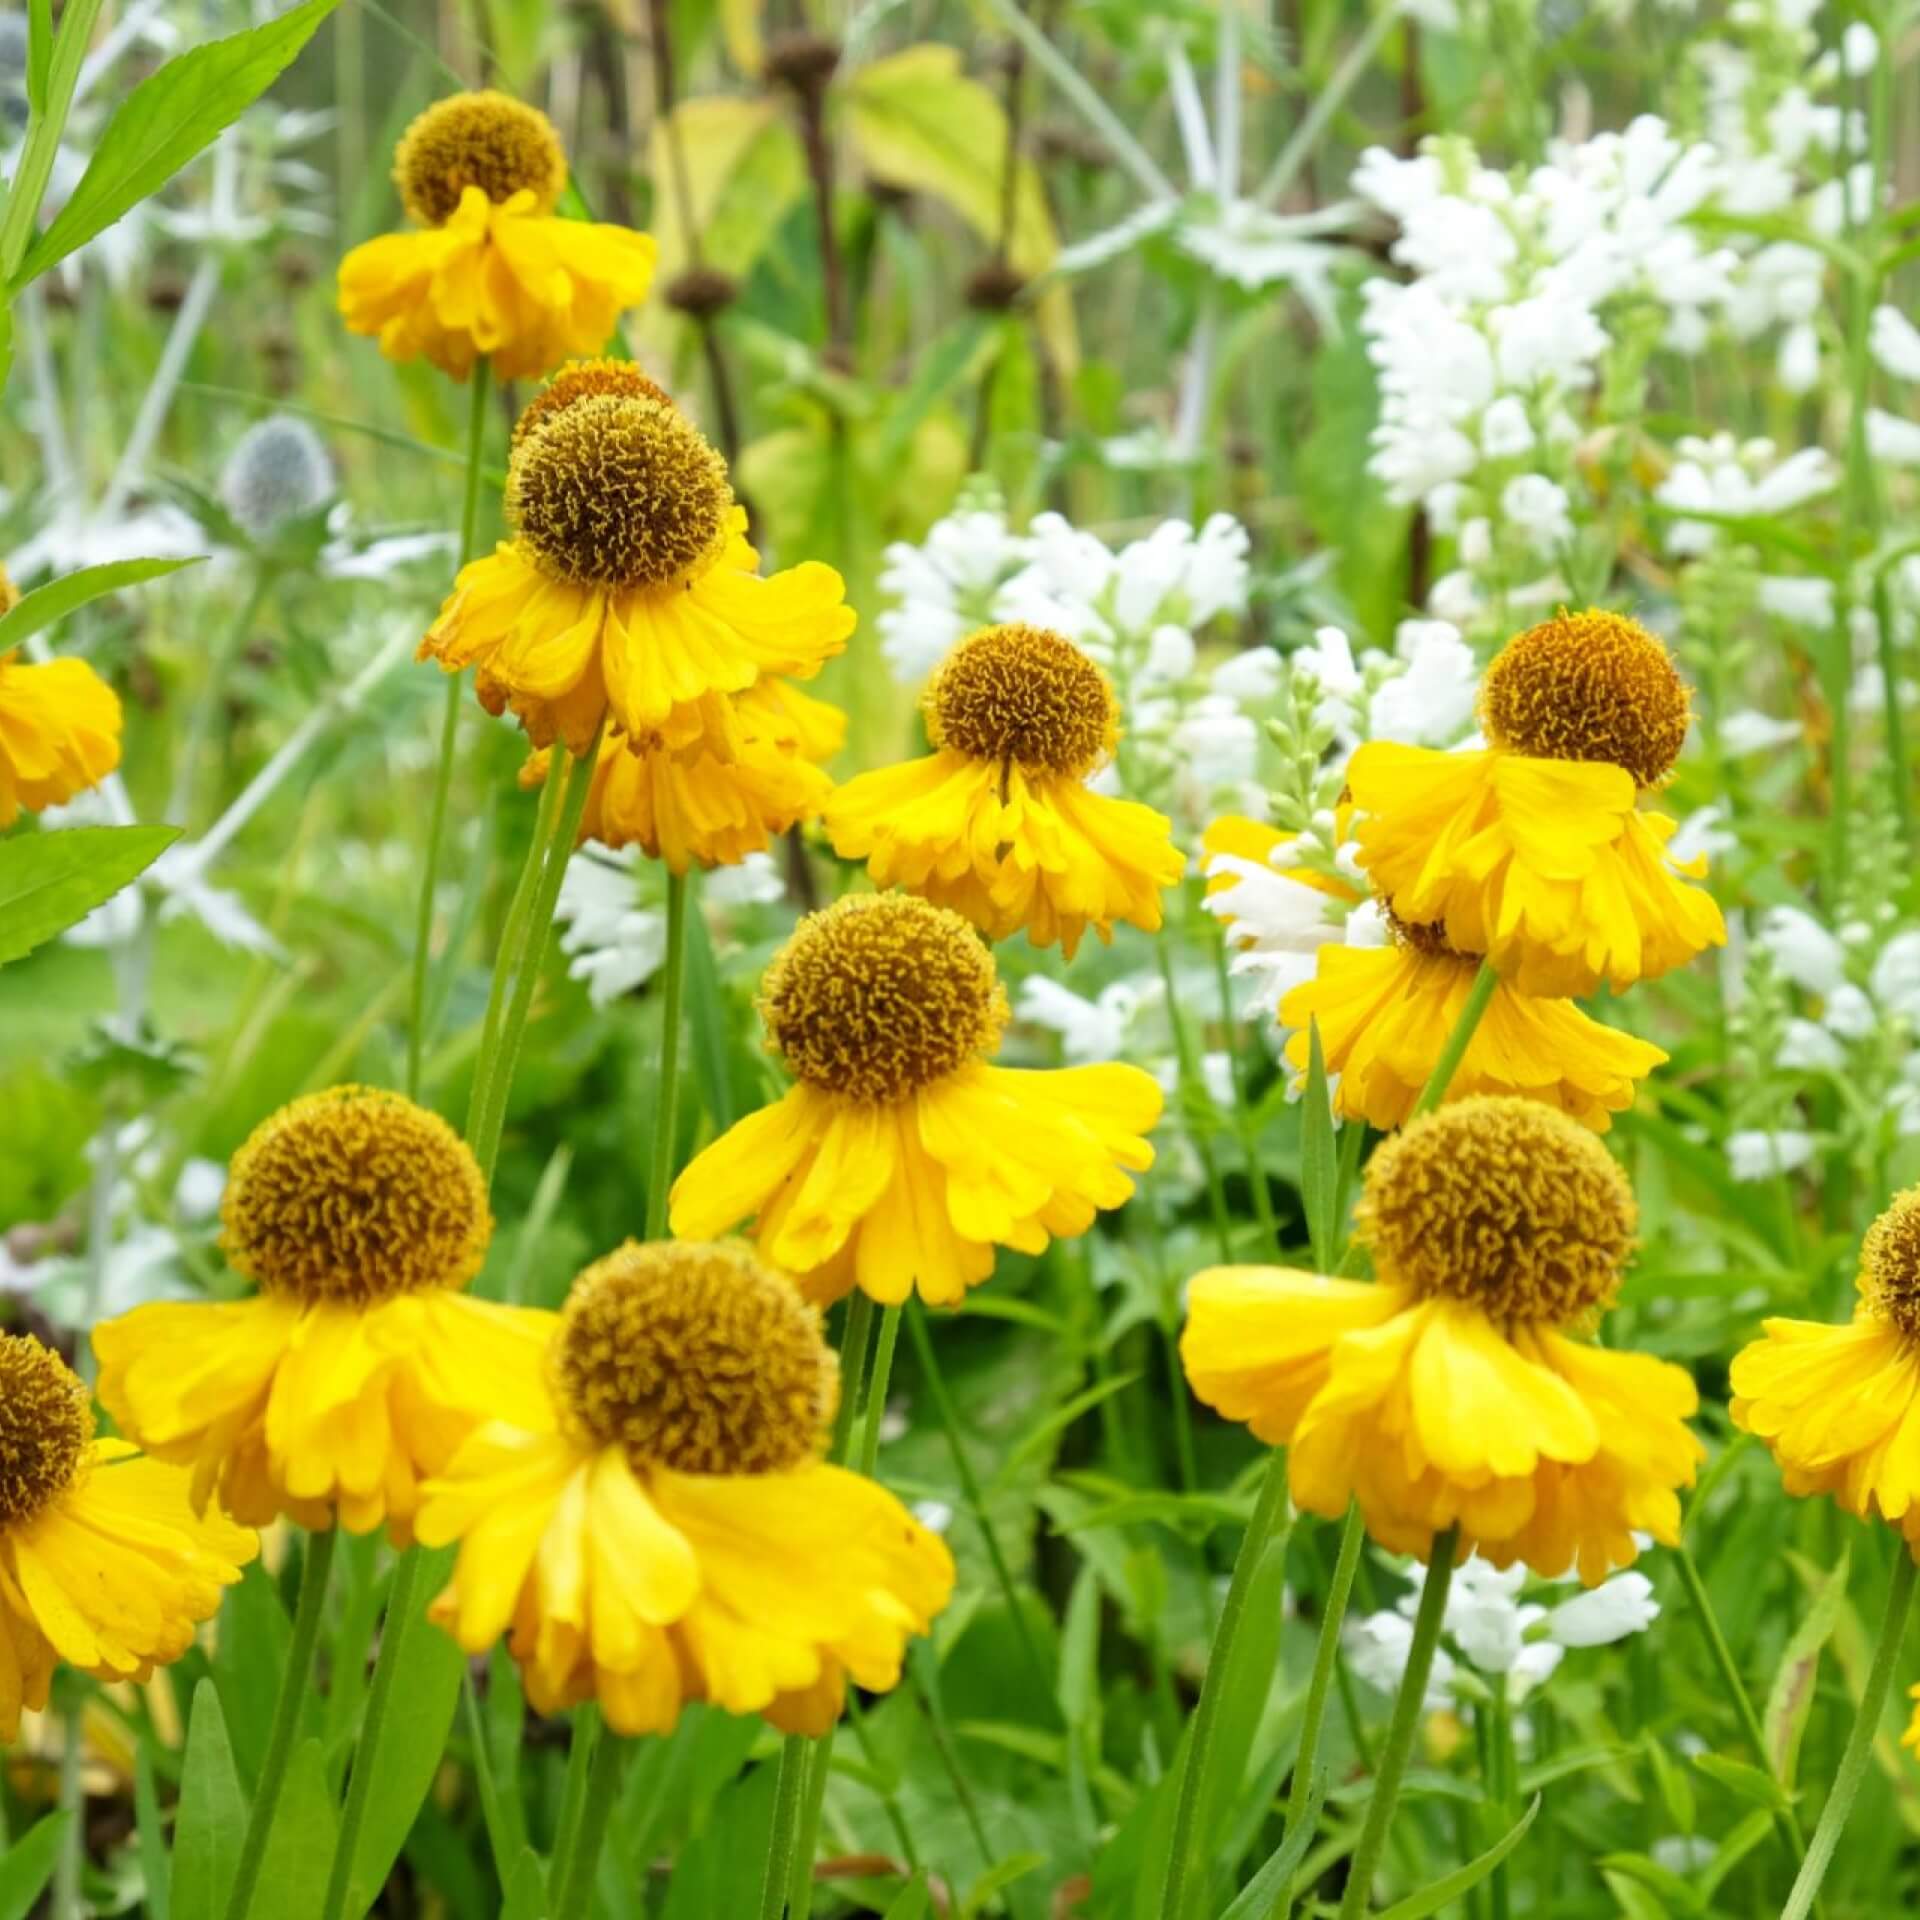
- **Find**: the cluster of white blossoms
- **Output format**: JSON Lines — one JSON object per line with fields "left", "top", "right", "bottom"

{"left": 1349, "top": 1554, "right": 1661, "bottom": 1713}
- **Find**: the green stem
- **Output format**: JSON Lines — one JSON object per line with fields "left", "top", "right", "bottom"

{"left": 172, "top": 566, "right": 275, "bottom": 826}
{"left": 905, "top": 1301, "right": 1050, "bottom": 1698}
{"left": 408, "top": 362, "right": 492, "bottom": 1099}
{"left": 1212, "top": 932, "right": 1280, "bottom": 1253}
{"left": 1672, "top": 1544, "right": 1809, "bottom": 1874}
{"left": 319, "top": 1545, "right": 425, "bottom": 1920}
{"left": 1154, "top": 931, "right": 1235, "bottom": 1262}
{"left": 1335, "top": 1524, "right": 1461, "bottom": 1919}
{"left": 645, "top": 872, "right": 690, "bottom": 1240}
{"left": 548, "top": 1710, "right": 600, "bottom": 1900}
{"left": 1161, "top": 1447, "right": 1294, "bottom": 1920}
{"left": 1278, "top": 1502, "right": 1366, "bottom": 1919}
{"left": 1487, "top": 1676, "right": 1514, "bottom": 1920}
{"left": 225, "top": 1530, "right": 338, "bottom": 1920}
{"left": 859, "top": 1305, "right": 903, "bottom": 1475}
{"left": 0, "top": 0, "right": 110, "bottom": 288}
{"left": 461, "top": 1675, "right": 516, "bottom": 1893}
{"left": 1411, "top": 961, "right": 1499, "bottom": 1119}
{"left": 1781, "top": 1551, "right": 1918, "bottom": 1920}
{"left": 551, "top": 1730, "right": 629, "bottom": 1920}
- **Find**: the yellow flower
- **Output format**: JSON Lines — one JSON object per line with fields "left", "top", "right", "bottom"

{"left": 670, "top": 892, "right": 1161, "bottom": 1306}
{"left": 0, "top": 649, "right": 122, "bottom": 826}
{"left": 522, "top": 677, "right": 843, "bottom": 873}
{"left": 1182, "top": 1096, "right": 1702, "bottom": 1581}
{"left": 421, "top": 366, "right": 852, "bottom": 756}
{"left": 94, "top": 1087, "right": 554, "bottom": 1540}
{"left": 1280, "top": 915, "right": 1668, "bottom": 1132}
{"left": 1348, "top": 610, "right": 1725, "bottom": 997}
{"left": 337, "top": 92, "right": 655, "bottom": 382}
{"left": 1731, "top": 1186, "right": 1920, "bottom": 1551}
{"left": 416, "top": 1240, "right": 953, "bottom": 1737}
{"left": 825, "top": 624, "right": 1184, "bottom": 958}
{"left": 0, "top": 1332, "right": 255, "bottom": 1740}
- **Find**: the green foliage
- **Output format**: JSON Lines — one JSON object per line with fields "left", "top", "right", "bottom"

{"left": 0, "top": 825, "right": 179, "bottom": 967}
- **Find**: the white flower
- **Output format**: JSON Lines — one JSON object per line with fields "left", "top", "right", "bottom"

{"left": 1776, "top": 322, "right": 1819, "bottom": 392}
{"left": 1779, "top": 1018, "right": 1847, "bottom": 1071}
{"left": 1871, "top": 932, "right": 1920, "bottom": 1022}
{"left": 1822, "top": 983, "right": 1875, "bottom": 1039}
{"left": 1210, "top": 647, "right": 1281, "bottom": 703}
{"left": 1652, "top": 1837, "right": 1717, "bottom": 1875}
{"left": 703, "top": 851, "right": 786, "bottom": 907}
{"left": 1720, "top": 709, "right": 1803, "bottom": 756}
{"left": 554, "top": 853, "right": 668, "bottom": 1007}
{"left": 1758, "top": 904, "right": 1847, "bottom": 994}
{"left": 1756, "top": 576, "right": 1834, "bottom": 626}
{"left": 1371, "top": 621, "right": 1479, "bottom": 747}
{"left": 1348, "top": 1610, "right": 1457, "bottom": 1709}
{"left": 1728, "top": 1129, "right": 1819, "bottom": 1181}
{"left": 1545, "top": 1572, "right": 1660, "bottom": 1647}
{"left": 1871, "top": 305, "right": 1920, "bottom": 383}
{"left": 1669, "top": 805, "right": 1735, "bottom": 866}
{"left": 1841, "top": 22, "right": 1879, "bottom": 74}
{"left": 877, "top": 507, "right": 1028, "bottom": 682}
{"left": 1867, "top": 409, "right": 1920, "bottom": 469}
{"left": 1016, "top": 977, "right": 1143, "bottom": 1063}
{"left": 1479, "top": 394, "right": 1535, "bottom": 458}
{"left": 1500, "top": 473, "right": 1573, "bottom": 554}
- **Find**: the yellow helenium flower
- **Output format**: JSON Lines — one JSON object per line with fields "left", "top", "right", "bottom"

{"left": 825, "top": 624, "right": 1185, "bottom": 958}
{"left": 1280, "top": 912, "right": 1668, "bottom": 1132}
{"left": 0, "top": 1332, "right": 255, "bottom": 1740}
{"left": 1348, "top": 610, "right": 1726, "bottom": 997}
{"left": 94, "top": 1087, "right": 555, "bottom": 1539}
{"left": 416, "top": 1239, "right": 953, "bottom": 1737}
{"left": 420, "top": 366, "right": 853, "bottom": 756}
{"left": 1182, "top": 1096, "right": 1703, "bottom": 1582}
{"left": 1731, "top": 1186, "right": 1920, "bottom": 1551}
{"left": 337, "top": 92, "right": 656, "bottom": 382}
{"left": 670, "top": 892, "right": 1162, "bottom": 1306}
{"left": 0, "top": 648, "right": 123, "bottom": 826}
{"left": 522, "top": 677, "right": 844, "bottom": 873}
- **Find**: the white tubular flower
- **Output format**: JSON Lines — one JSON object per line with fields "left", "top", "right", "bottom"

{"left": 554, "top": 853, "right": 668, "bottom": 1008}
{"left": 1015, "top": 977, "right": 1143, "bottom": 1064}
{"left": 1779, "top": 1018, "right": 1847, "bottom": 1071}
{"left": 1720, "top": 709, "right": 1804, "bottom": 756}
{"left": 876, "top": 506, "right": 1030, "bottom": 683}
{"left": 1758, "top": 905, "right": 1848, "bottom": 995}
{"left": 1870, "top": 304, "right": 1920, "bottom": 383}
{"left": 1349, "top": 1611, "right": 1458, "bottom": 1709}
{"left": 1867, "top": 409, "right": 1920, "bottom": 469}
{"left": 1728, "top": 1129, "right": 1819, "bottom": 1182}
{"left": 1545, "top": 1571, "right": 1661, "bottom": 1647}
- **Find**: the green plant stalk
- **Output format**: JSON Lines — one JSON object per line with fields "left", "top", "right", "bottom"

{"left": 1211, "top": 932, "right": 1280, "bottom": 1251}
{"left": 171, "top": 565, "right": 276, "bottom": 827}
{"left": 1155, "top": 931, "right": 1235, "bottom": 1262}
{"left": 1160, "top": 1447, "right": 1293, "bottom": 1920}
{"left": 461, "top": 1674, "right": 516, "bottom": 1892}
{"left": 1277, "top": 1502, "right": 1367, "bottom": 1920}
{"left": 225, "top": 1529, "right": 339, "bottom": 1920}
{"left": 904, "top": 1300, "right": 1050, "bottom": 1699}
{"left": 551, "top": 1730, "right": 630, "bottom": 1920}
{"left": 548, "top": 1709, "right": 601, "bottom": 1901}
{"left": 645, "top": 871, "right": 690, "bottom": 1240}
{"left": 319, "top": 1545, "right": 427, "bottom": 1920}
{"left": 0, "top": 0, "right": 109, "bottom": 290}
{"left": 1486, "top": 1675, "right": 1514, "bottom": 1920}
{"left": 1781, "top": 1551, "right": 1919, "bottom": 1920}
{"left": 757, "top": 1293, "right": 877, "bottom": 1920}
{"left": 1671, "top": 1543, "right": 1808, "bottom": 1872}
{"left": 1335, "top": 1524, "right": 1462, "bottom": 1919}
{"left": 1411, "top": 962, "right": 1499, "bottom": 1118}
{"left": 408, "top": 363, "right": 493, "bottom": 1099}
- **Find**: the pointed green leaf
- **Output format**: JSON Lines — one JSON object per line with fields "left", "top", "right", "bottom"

{"left": 881, "top": 1875, "right": 932, "bottom": 1920}
{"left": 1374, "top": 1796, "right": 1541, "bottom": 1919}
{"left": 1301, "top": 1018, "right": 1337, "bottom": 1268}
{"left": 0, "top": 826, "right": 180, "bottom": 967}
{"left": 0, "top": 1810, "right": 71, "bottom": 1920}
{"left": 1764, "top": 1543, "right": 1850, "bottom": 1789}
{"left": 1218, "top": 1770, "right": 1327, "bottom": 1920}
{"left": 173, "top": 1679, "right": 247, "bottom": 1920}
{"left": 135, "top": 1736, "right": 171, "bottom": 1920}
{"left": 13, "top": 0, "right": 339, "bottom": 287}
{"left": 0, "top": 556, "right": 202, "bottom": 650}
{"left": 256, "top": 1740, "right": 337, "bottom": 1920}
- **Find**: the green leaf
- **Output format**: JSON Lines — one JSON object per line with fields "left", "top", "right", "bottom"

{"left": 345, "top": 1545, "right": 465, "bottom": 1914}
{"left": 1691, "top": 1752, "right": 1793, "bottom": 1815}
{"left": 1764, "top": 1542, "right": 1850, "bottom": 1788}
{"left": 1374, "top": 1796, "right": 1542, "bottom": 1919}
{"left": 0, "top": 826, "right": 181, "bottom": 967}
{"left": 500, "top": 1848, "right": 547, "bottom": 1920}
{"left": 992, "top": 1371, "right": 1142, "bottom": 1482}
{"left": 24, "top": 0, "right": 48, "bottom": 114}
{"left": 881, "top": 1875, "right": 932, "bottom": 1920}
{"left": 13, "top": 0, "right": 339, "bottom": 287}
{"left": 135, "top": 1737, "right": 172, "bottom": 1920}
{"left": 1218, "top": 1770, "right": 1327, "bottom": 1920}
{"left": 0, "top": 555, "right": 202, "bottom": 650}
{"left": 1301, "top": 1018, "right": 1336, "bottom": 1269}
{"left": 255, "top": 1740, "right": 337, "bottom": 1920}
{"left": 173, "top": 1680, "right": 247, "bottom": 1920}
{"left": 0, "top": 1811, "right": 71, "bottom": 1920}
{"left": 958, "top": 1850, "right": 1046, "bottom": 1919}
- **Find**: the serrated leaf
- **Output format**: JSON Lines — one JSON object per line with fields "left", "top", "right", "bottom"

{"left": 13, "top": 0, "right": 338, "bottom": 287}
{"left": 173, "top": 1680, "right": 247, "bottom": 1920}
{"left": 1764, "top": 1542, "right": 1849, "bottom": 1789}
{"left": 0, "top": 826, "right": 180, "bottom": 967}
{"left": 0, "top": 556, "right": 202, "bottom": 649}
{"left": 0, "top": 1810, "right": 70, "bottom": 1920}
{"left": 1374, "top": 1796, "right": 1542, "bottom": 1919}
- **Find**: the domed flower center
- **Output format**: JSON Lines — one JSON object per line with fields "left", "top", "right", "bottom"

{"left": 925, "top": 624, "right": 1116, "bottom": 778}
{"left": 1860, "top": 1188, "right": 1920, "bottom": 1339}
{"left": 511, "top": 359, "right": 677, "bottom": 453}
{"left": 220, "top": 1085, "right": 493, "bottom": 1306}
{"left": 1354, "top": 1095, "right": 1636, "bottom": 1325}
{"left": 508, "top": 393, "right": 734, "bottom": 590}
{"left": 394, "top": 90, "right": 567, "bottom": 226}
{"left": 550, "top": 1240, "right": 836, "bottom": 1474}
{"left": 760, "top": 893, "right": 1007, "bottom": 1103}
{"left": 0, "top": 1333, "right": 93, "bottom": 1526}
{"left": 1479, "top": 609, "right": 1692, "bottom": 788}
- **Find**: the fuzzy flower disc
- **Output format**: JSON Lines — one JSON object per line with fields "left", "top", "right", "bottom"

{"left": 925, "top": 624, "right": 1116, "bottom": 778}
{"left": 1355, "top": 1095, "right": 1636, "bottom": 1325}
{"left": 511, "top": 358, "right": 676, "bottom": 451}
{"left": 219, "top": 1086, "right": 493, "bottom": 1305}
{"left": 0, "top": 1334, "right": 93, "bottom": 1526}
{"left": 394, "top": 90, "right": 567, "bottom": 225}
{"left": 550, "top": 1240, "right": 836, "bottom": 1474}
{"left": 760, "top": 893, "right": 1007, "bottom": 1104}
{"left": 507, "top": 393, "right": 733, "bottom": 589}
{"left": 1860, "top": 1188, "right": 1920, "bottom": 1339}
{"left": 1479, "top": 609, "right": 1691, "bottom": 788}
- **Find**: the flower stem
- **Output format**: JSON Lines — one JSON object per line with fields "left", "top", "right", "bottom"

{"left": 1780, "top": 1551, "right": 1918, "bottom": 1920}
{"left": 1160, "top": 1446, "right": 1294, "bottom": 1920}
{"left": 225, "top": 1529, "right": 338, "bottom": 1920}
{"left": 319, "top": 1544, "right": 425, "bottom": 1920}
{"left": 551, "top": 1729, "right": 629, "bottom": 1920}
{"left": 1212, "top": 931, "right": 1280, "bottom": 1253}
{"left": 1411, "top": 961, "right": 1498, "bottom": 1119}
{"left": 645, "top": 872, "right": 690, "bottom": 1240}
{"left": 1335, "top": 1523, "right": 1461, "bottom": 1919}
{"left": 1154, "top": 930, "right": 1235, "bottom": 1261}
{"left": 408, "top": 361, "right": 493, "bottom": 1100}
{"left": 1277, "top": 1501, "right": 1367, "bottom": 1919}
